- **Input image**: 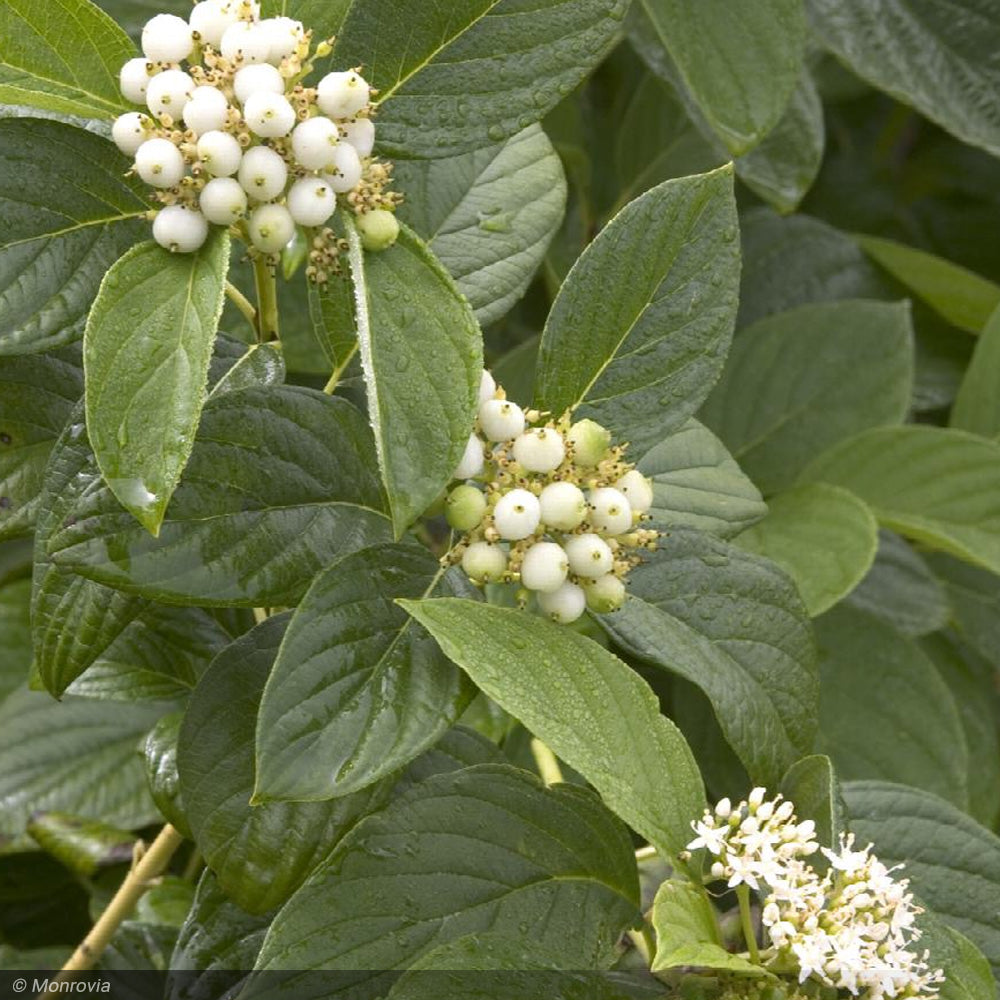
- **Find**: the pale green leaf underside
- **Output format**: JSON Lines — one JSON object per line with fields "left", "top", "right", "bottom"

{"left": 952, "top": 304, "right": 1000, "bottom": 437}
{"left": 801, "top": 425, "right": 1000, "bottom": 576}
{"left": 395, "top": 124, "right": 567, "bottom": 327}
{"left": 736, "top": 483, "right": 878, "bottom": 616}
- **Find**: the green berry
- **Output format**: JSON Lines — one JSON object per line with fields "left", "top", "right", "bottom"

{"left": 357, "top": 209, "right": 400, "bottom": 252}
{"left": 584, "top": 573, "right": 626, "bottom": 613}
{"left": 446, "top": 484, "right": 487, "bottom": 531}
{"left": 568, "top": 418, "right": 611, "bottom": 467}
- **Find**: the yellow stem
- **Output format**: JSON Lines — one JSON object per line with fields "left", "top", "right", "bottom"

{"left": 530, "top": 738, "right": 564, "bottom": 786}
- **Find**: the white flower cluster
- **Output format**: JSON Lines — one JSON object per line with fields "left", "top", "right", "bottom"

{"left": 687, "top": 790, "right": 944, "bottom": 1000}
{"left": 445, "top": 372, "right": 658, "bottom": 625}
{"left": 112, "top": 0, "right": 400, "bottom": 267}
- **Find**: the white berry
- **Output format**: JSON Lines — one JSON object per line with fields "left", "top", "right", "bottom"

{"left": 220, "top": 21, "right": 272, "bottom": 64}
{"left": 134, "top": 137, "right": 186, "bottom": 188}
{"left": 291, "top": 117, "right": 341, "bottom": 170}
{"left": 453, "top": 434, "right": 485, "bottom": 480}
{"left": 141, "top": 14, "right": 194, "bottom": 64}
{"left": 189, "top": 0, "right": 239, "bottom": 48}
{"left": 479, "top": 370, "right": 497, "bottom": 405}
{"left": 287, "top": 177, "right": 336, "bottom": 227}
{"left": 248, "top": 203, "right": 295, "bottom": 253}
{"left": 339, "top": 117, "right": 375, "bottom": 157}
{"left": 153, "top": 206, "right": 208, "bottom": 253}
{"left": 520, "top": 542, "right": 569, "bottom": 593}
{"left": 145, "top": 69, "right": 194, "bottom": 118}
{"left": 243, "top": 91, "right": 296, "bottom": 138}
{"left": 588, "top": 487, "right": 633, "bottom": 536}
{"left": 512, "top": 427, "right": 565, "bottom": 473}
{"left": 120, "top": 58, "right": 153, "bottom": 104}
{"left": 233, "top": 63, "right": 285, "bottom": 105}
{"left": 112, "top": 112, "right": 151, "bottom": 156}
{"left": 262, "top": 16, "right": 304, "bottom": 63}
{"left": 616, "top": 470, "right": 653, "bottom": 515}
{"left": 238, "top": 145, "right": 287, "bottom": 201}
{"left": 564, "top": 533, "right": 614, "bottom": 579}
{"left": 584, "top": 574, "right": 626, "bottom": 614}
{"left": 461, "top": 542, "right": 507, "bottom": 583}
{"left": 537, "top": 582, "right": 586, "bottom": 624}
{"left": 539, "top": 482, "right": 587, "bottom": 531}
{"left": 182, "top": 85, "right": 229, "bottom": 135}
{"left": 317, "top": 71, "right": 371, "bottom": 119}
{"left": 479, "top": 399, "right": 525, "bottom": 441}
{"left": 197, "top": 129, "right": 242, "bottom": 176}
{"left": 199, "top": 176, "right": 248, "bottom": 225}
{"left": 493, "top": 488, "right": 540, "bottom": 541}
{"left": 321, "top": 143, "right": 362, "bottom": 193}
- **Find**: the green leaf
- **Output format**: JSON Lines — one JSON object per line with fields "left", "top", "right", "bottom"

{"left": 168, "top": 871, "right": 272, "bottom": 988}
{"left": 396, "top": 725, "right": 507, "bottom": 790}
{"left": 332, "top": 0, "right": 628, "bottom": 159}
{"left": 0, "top": 0, "right": 135, "bottom": 119}
{"left": 845, "top": 530, "right": 950, "bottom": 638}
{"left": 0, "top": 345, "right": 83, "bottom": 541}
{"left": 252, "top": 765, "right": 640, "bottom": 978}
{"left": 0, "top": 579, "right": 32, "bottom": 701}
{"left": 262, "top": 0, "right": 351, "bottom": 40}
{"left": 779, "top": 754, "right": 844, "bottom": 857}
{"left": 343, "top": 217, "right": 480, "bottom": 535}
{"left": 843, "top": 780, "right": 1000, "bottom": 975}
{"left": 733, "top": 71, "right": 825, "bottom": 214}
{"left": 651, "top": 879, "right": 766, "bottom": 976}
{"left": 0, "top": 689, "right": 165, "bottom": 850}
{"left": 700, "top": 300, "right": 913, "bottom": 495}
{"left": 179, "top": 614, "right": 389, "bottom": 913}
{"left": 636, "top": 0, "right": 805, "bottom": 156}
{"left": 85, "top": 234, "right": 230, "bottom": 534}
{"left": 952, "top": 304, "right": 1000, "bottom": 437}
{"left": 536, "top": 166, "right": 740, "bottom": 454}
{"left": 857, "top": 235, "right": 1000, "bottom": 335}
{"left": 31, "top": 406, "right": 148, "bottom": 697}
{"left": 142, "top": 712, "right": 189, "bottom": 839}
{"left": 255, "top": 544, "right": 474, "bottom": 802}
{"left": 92, "top": 0, "right": 191, "bottom": 43}
{"left": 737, "top": 208, "right": 889, "bottom": 328}
{"left": 399, "top": 598, "right": 705, "bottom": 862}
{"left": 48, "top": 386, "right": 391, "bottom": 606}
{"left": 928, "top": 924, "right": 997, "bottom": 1000}
{"left": 26, "top": 812, "right": 133, "bottom": 877}
{"left": 808, "top": 0, "right": 1000, "bottom": 158}
{"left": 925, "top": 553, "right": 1000, "bottom": 666}
{"left": 637, "top": 419, "right": 767, "bottom": 539}
{"left": 735, "top": 483, "right": 878, "bottom": 615}
{"left": 395, "top": 125, "right": 567, "bottom": 327}
{"left": 0, "top": 118, "right": 146, "bottom": 356}
{"left": 61, "top": 605, "right": 231, "bottom": 701}
{"left": 305, "top": 271, "right": 357, "bottom": 378}
{"left": 597, "top": 532, "right": 818, "bottom": 788}
{"left": 815, "top": 606, "right": 968, "bottom": 808}
{"left": 921, "top": 633, "right": 1000, "bottom": 828}
{"left": 207, "top": 342, "right": 285, "bottom": 399}
{"left": 801, "top": 425, "right": 1000, "bottom": 576}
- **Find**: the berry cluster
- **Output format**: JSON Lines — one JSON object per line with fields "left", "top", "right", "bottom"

{"left": 445, "top": 372, "right": 658, "bottom": 625}
{"left": 112, "top": 0, "right": 401, "bottom": 271}
{"left": 687, "top": 790, "right": 944, "bottom": 1000}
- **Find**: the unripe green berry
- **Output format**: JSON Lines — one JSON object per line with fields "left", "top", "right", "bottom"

{"left": 584, "top": 573, "right": 626, "bottom": 613}
{"left": 567, "top": 418, "right": 611, "bottom": 467}
{"left": 461, "top": 541, "right": 507, "bottom": 583}
{"left": 446, "top": 484, "right": 487, "bottom": 531}
{"left": 356, "top": 209, "right": 400, "bottom": 252}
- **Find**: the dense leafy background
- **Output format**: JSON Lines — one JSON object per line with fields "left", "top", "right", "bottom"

{"left": 1, "top": 0, "right": 999, "bottom": 991}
